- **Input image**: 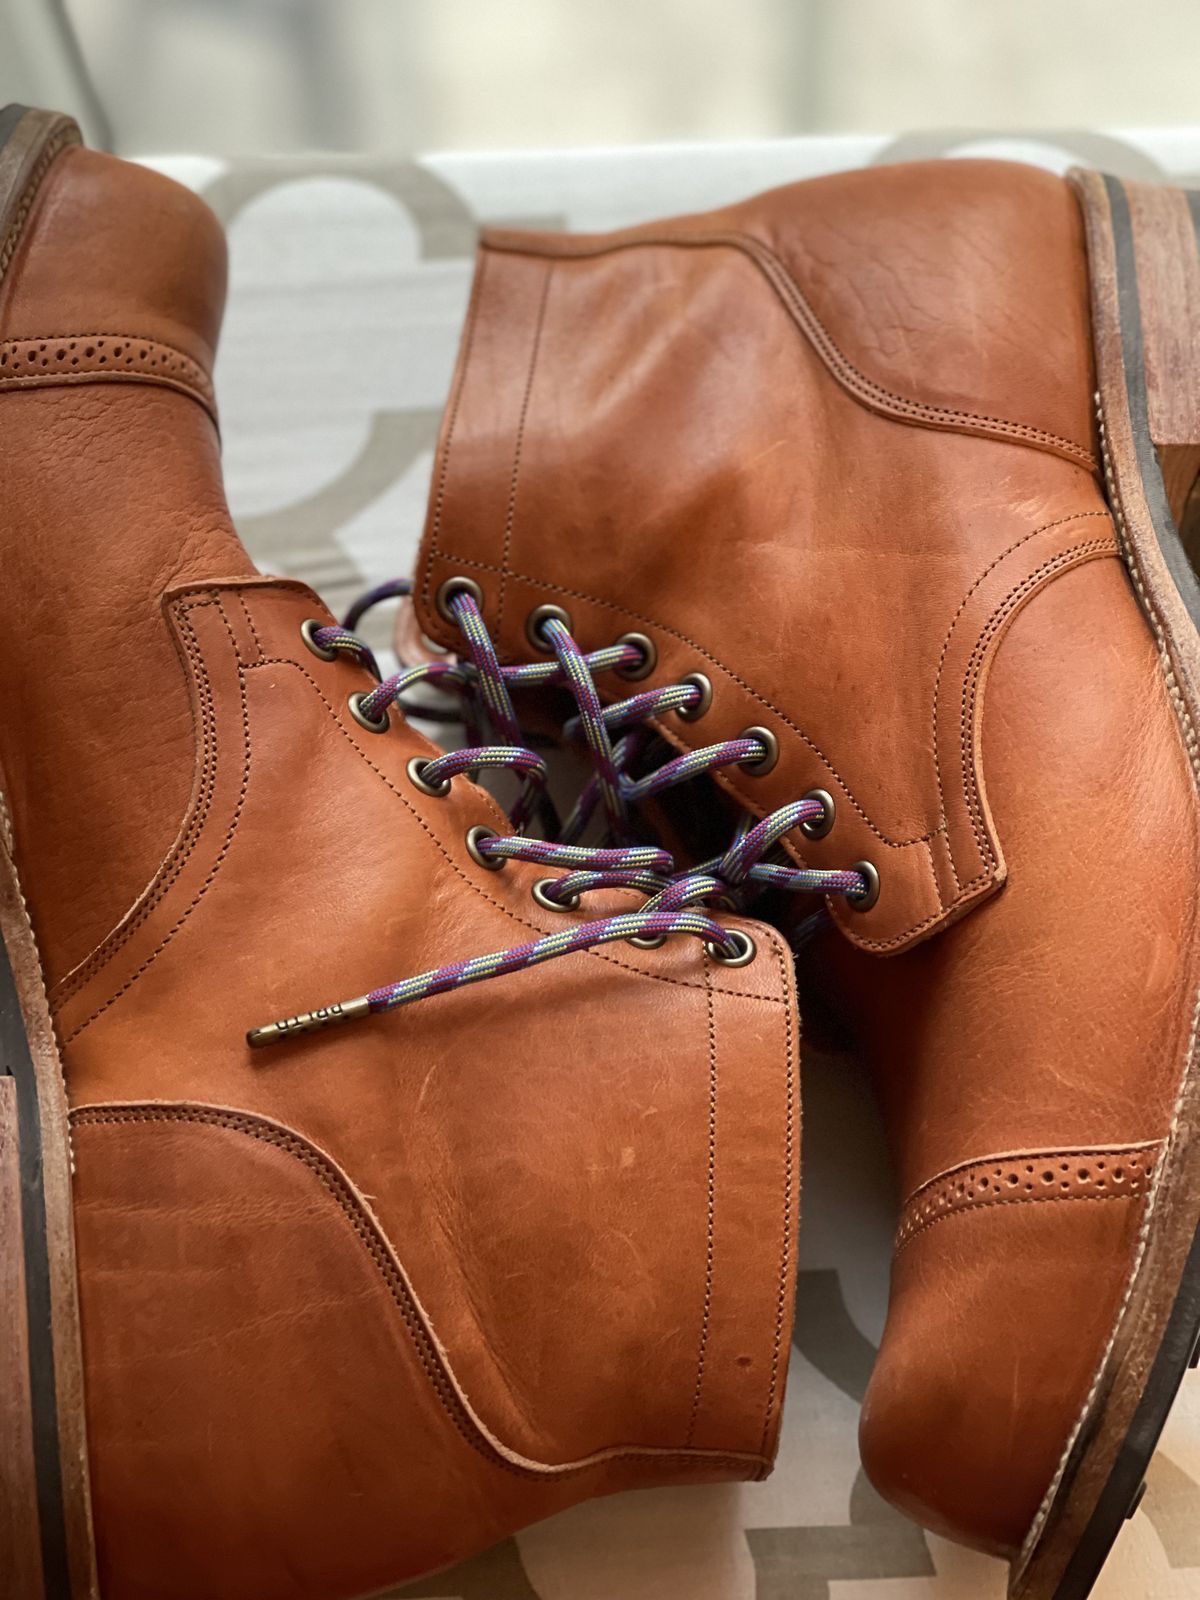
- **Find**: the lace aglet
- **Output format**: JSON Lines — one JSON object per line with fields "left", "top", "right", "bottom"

{"left": 246, "top": 995, "right": 372, "bottom": 1050}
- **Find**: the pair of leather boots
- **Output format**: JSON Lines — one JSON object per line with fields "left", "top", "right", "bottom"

{"left": 1, "top": 104, "right": 1198, "bottom": 1600}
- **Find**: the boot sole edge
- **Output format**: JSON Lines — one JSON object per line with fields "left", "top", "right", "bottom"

{"left": 0, "top": 104, "right": 98, "bottom": 1600}
{"left": 1010, "top": 167, "right": 1200, "bottom": 1600}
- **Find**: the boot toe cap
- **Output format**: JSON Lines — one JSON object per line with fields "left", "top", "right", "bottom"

{"left": 860, "top": 1150, "right": 1156, "bottom": 1556}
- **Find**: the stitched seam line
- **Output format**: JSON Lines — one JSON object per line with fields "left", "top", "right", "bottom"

{"left": 685, "top": 969, "right": 718, "bottom": 1447}
{"left": 843, "top": 534, "right": 1117, "bottom": 948}
{"left": 955, "top": 535, "right": 1118, "bottom": 880}
{"left": 71, "top": 1103, "right": 765, "bottom": 1478}
{"left": 420, "top": 248, "right": 491, "bottom": 613}
{"left": 497, "top": 262, "right": 553, "bottom": 632}
{"left": 760, "top": 934, "right": 797, "bottom": 1458}
{"left": 61, "top": 599, "right": 253, "bottom": 1040}
{"left": 897, "top": 1188, "right": 1143, "bottom": 1256}
{"left": 485, "top": 231, "right": 1097, "bottom": 469}
{"left": 0, "top": 369, "right": 216, "bottom": 418}
{"left": 928, "top": 512, "right": 1112, "bottom": 836}
{"left": 53, "top": 596, "right": 223, "bottom": 1006}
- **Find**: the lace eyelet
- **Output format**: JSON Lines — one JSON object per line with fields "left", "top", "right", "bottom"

{"left": 738, "top": 726, "right": 779, "bottom": 776}
{"left": 531, "top": 877, "right": 580, "bottom": 913}
{"left": 614, "top": 632, "right": 657, "bottom": 681}
{"left": 526, "top": 603, "right": 573, "bottom": 653}
{"left": 465, "top": 825, "right": 504, "bottom": 870}
{"left": 800, "top": 788, "right": 836, "bottom": 839}
{"left": 407, "top": 756, "right": 452, "bottom": 798}
{"left": 300, "top": 618, "right": 337, "bottom": 662}
{"left": 628, "top": 932, "right": 667, "bottom": 949}
{"left": 848, "top": 861, "right": 881, "bottom": 912}
{"left": 348, "top": 692, "right": 390, "bottom": 734}
{"left": 705, "top": 928, "right": 757, "bottom": 967}
{"left": 435, "top": 576, "right": 484, "bottom": 624}
{"left": 676, "top": 672, "right": 713, "bottom": 722}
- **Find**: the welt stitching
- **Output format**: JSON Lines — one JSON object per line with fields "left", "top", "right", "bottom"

{"left": 72, "top": 1103, "right": 763, "bottom": 1478}
{"left": 760, "top": 933, "right": 797, "bottom": 1457}
{"left": 53, "top": 596, "right": 223, "bottom": 1005}
{"left": 62, "top": 600, "right": 254, "bottom": 1040}
{"left": 487, "top": 232, "right": 1097, "bottom": 469}
{"left": 242, "top": 655, "right": 781, "bottom": 1005}
{"left": 496, "top": 261, "right": 554, "bottom": 632}
{"left": 685, "top": 968, "right": 718, "bottom": 1447}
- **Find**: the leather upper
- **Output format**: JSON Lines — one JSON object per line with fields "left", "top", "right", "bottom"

{"left": 413, "top": 161, "right": 1107, "bottom": 954}
{"left": 0, "top": 141, "right": 802, "bottom": 1598}
{"left": 409, "top": 159, "right": 1200, "bottom": 1556}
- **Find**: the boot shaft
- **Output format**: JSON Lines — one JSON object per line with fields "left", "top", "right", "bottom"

{"left": 0, "top": 128, "right": 253, "bottom": 986}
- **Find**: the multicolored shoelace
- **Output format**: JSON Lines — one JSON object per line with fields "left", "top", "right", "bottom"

{"left": 248, "top": 579, "right": 869, "bottom": 1046}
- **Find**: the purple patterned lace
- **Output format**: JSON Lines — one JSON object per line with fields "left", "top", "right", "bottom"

{"left": 247, "top": 581, "right": 867, "bottom": 1047}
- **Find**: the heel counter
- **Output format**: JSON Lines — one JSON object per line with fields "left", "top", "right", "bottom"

{"left": 0, "top": 147, "right": 225, "bottom": 423}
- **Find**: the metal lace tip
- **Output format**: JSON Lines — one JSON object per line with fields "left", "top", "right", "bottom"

{"left": 246, "top": 995, "right": 372, "bottom": 1050}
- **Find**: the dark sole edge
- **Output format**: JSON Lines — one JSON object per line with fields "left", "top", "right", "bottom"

{"left": 1104, "top": 173, "right": 1200, "bottom": 634}
{"left": 1039, "top": 173, "right": 1200, "bottom": 1600}
{"left": 0, "top": 102, "right": 78, "bottom": 1600}
{"left": 1, "top": 934, "right": 71, "bottom": 1599}
{"left": 0, "top": 103, "right": 31, "bottom": 150}
{"left": 1052, "top": 1224, "right": 1200, "bottom": 1599}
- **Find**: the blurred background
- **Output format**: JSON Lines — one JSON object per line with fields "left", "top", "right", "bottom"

{"left": 1, "top": 0, "right": 1197, "bottom": 156}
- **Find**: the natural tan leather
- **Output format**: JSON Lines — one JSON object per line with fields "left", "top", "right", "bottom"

{"left": 411, "top": 160, "right": 1200, "bottom": 1556}
{"left": 0, "top": 139, "right": 802, "bottom": 1597}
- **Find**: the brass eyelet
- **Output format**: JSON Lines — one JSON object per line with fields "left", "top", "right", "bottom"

{"left": 800, "top": 788, "right": 836, "bottom": 839}
{"left": 406, "top": 755, "right": 452, "bottom": 798}
{"left": 738, "top": 726, "right": 779, "bottom": 776}
{"left": 628, "top": 932, "right": 667, "bottom": 950}
{"left": 300, "top": 617, "right": 337, "bottom": 662}
{"left": 848, "top": 861, "right": 881, "bottom": 912}
{"left": 526, "top": 603, "right": 573, "bottom": 653}
{"left": 532, "top": 877, "right": 580, "bottom": 912}
{"left": 465, "top": 825, "right": 504, "bottom": 870}
{"left": 348, "top": 692, "right": 389, "bottom": 734}
{"left": 676, "top": 672, "right": 713, "bottom": 722}
{"left": 435, "top": 575, "right": 484, "bottom": 624}
{"left": 705, "top": 928, "right": 757, "bottom": 967}
{"left": 614, "top": 632, "right": 657, "bottom": 681}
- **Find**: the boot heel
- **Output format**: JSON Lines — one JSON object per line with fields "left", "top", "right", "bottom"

{"left": 0, "top": 105, "right": 81, "bottom": 289}
{"left": 0, "top": 838, "right": 97, "bottom": 1599}
{"left": 1108, "top": 176, "right": 1200, "bottom": 541}
{"left": 1072, "top": 166, "right": 1200, "bottom": 634}
{"left": 0, "top": 1076, "right": 43, "bottom": 1597}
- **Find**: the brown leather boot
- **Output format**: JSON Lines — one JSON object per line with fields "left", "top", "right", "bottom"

{"left": 0, "top": 107, "right": 803, "bottom": 1600}
{"left": 408, "top": 159, "right": 1200, "bottom": 1598}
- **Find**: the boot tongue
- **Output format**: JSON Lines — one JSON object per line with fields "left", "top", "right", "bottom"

{"left": 412, "top": 164, "right": 1110, "bottom": 955}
